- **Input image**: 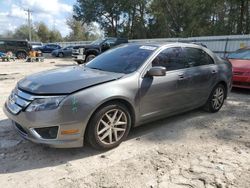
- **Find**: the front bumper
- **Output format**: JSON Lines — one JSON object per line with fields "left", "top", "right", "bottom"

{"left": 72, "top": 54, "right": 86, "bottom": 62}
{"left": 4, "top": 105, "right": 84, "bottom": 148}
{"left": 232, "top": 75, "right": 250, "bottom": 89}
{"left": 3, "top": 90, "right": 85, "bottom": 148}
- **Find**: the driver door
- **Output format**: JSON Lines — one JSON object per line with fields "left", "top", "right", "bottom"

{"left": 139, "top": 47, "right": 191, "bottom": 122}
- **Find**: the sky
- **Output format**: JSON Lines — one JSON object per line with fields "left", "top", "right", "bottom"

{"left": 0, "top": 0, "right": 76, "bottom": 37}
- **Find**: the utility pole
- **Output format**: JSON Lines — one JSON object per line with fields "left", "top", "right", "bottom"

{"left": 24, "top": 9, "right": 32, "bottom": 41}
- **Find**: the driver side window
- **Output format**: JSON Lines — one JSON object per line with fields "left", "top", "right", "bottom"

{"left": 152, "top": 47, "right": 187, "bottom": 71}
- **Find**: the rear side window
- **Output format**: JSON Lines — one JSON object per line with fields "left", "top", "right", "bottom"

{"left": 152, "top": 47, "right": 187, "bottom": 71}
{"left": 184, "top": 47, "right": 214, "bottom": 67}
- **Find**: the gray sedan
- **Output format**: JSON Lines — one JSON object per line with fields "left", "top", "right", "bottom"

{"left": 3, "top": 43, "right": 232, "bottom": 150}
{"left": 51, "top": 46, "right": 74, "bottom": 57}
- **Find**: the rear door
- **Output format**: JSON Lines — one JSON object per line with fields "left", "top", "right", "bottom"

{"left": 139, "top": 47, "right": 191, "bottom": 121}
{"left": 182, "top": 47, "right": 218, "bottom": 106}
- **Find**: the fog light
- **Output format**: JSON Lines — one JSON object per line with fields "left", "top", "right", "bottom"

{"left": 34, "top": 126, "right": 58, "bottom": 139}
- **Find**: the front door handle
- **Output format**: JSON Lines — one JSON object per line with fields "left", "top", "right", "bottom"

{"left": 211, "top": 70, "right": 217, "bottom": 74}
{"left": 178, "top": 74, "right": 185, "bottom": 80}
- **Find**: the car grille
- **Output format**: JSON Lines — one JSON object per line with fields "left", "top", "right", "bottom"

{"left": 6, "top": 88, "right": 34, "bottom": 114}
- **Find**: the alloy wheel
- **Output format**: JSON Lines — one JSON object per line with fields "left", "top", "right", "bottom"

{"left": 212, "top": 87, "right": 224, "bottom": 110}
{"left": 97, "top": 109, "right": 128, "bottom": 145}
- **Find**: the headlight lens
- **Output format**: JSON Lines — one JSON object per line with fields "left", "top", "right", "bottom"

{"left": 26, "top": 96, "right": 65, "bottom": 112}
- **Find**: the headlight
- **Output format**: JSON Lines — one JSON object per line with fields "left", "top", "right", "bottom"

{"left": 26, "top": 96, "right": 65, "bottom": 112}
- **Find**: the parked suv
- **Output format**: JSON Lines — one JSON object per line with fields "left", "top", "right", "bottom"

{"left": 0, "top": 39, "right": 31, "bottom": 59}
{"left": 72, "top": 37, "right": 128, "bottom": 64}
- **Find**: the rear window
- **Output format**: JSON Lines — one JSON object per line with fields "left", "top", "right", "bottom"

{"left": 86, "top": 44, "right": 157, "bottom": 74}
{"left": 228, "top": 49, "right": 250, "bottom": 60}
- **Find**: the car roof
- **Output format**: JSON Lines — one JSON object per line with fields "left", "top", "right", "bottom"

{"left": 129, "top": 42, "right": 205, "bottom": 49}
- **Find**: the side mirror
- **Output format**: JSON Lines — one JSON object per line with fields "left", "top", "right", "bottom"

{"left": 147, "top": 66, "right": 166, "bottom": 77}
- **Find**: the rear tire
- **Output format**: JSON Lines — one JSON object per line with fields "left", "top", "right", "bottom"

{"left": 86, "top": 102, "right": 131, "bottom": 150}
{"left": 203, "top": 84, "right": 226, "bottom": 113}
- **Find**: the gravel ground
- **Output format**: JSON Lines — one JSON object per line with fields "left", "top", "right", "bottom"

{"left": 0, "top": 58, "right": 250, "bottom": 188}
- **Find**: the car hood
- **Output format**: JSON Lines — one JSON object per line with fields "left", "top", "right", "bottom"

{"left": 229, "top": 59, "right": 250, "bottom": 70}
{"left": 18, "top": 66, "right": 124, "bottom": 95}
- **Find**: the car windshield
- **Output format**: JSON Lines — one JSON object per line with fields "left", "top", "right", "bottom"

{"left": 85, "top": 44, "right": 158, "bottom": 74}
{"left": 228, "top": 49, "right": 250, "bottom": 60}
{"left": 91, "top": 39, "right": 105, "bottom": 45}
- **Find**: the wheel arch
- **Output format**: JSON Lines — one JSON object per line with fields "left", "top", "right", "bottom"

{"left": 58, "top": 52, "right": 64, "bottom": 56}
{"left": 85, "top": 49, "right": 99, "bottom": 56}
{"left": 16, "top": 50, "right": 28, "bottom": 59}
{"left": 84, "top": 98, "right": 136, "bottom": 141}
{"left": 216, "top": 80, "right": 228, "bottom": 99}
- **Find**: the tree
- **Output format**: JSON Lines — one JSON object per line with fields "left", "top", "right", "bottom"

{"left": 73, "top": 0, "right": 128, "bottom": 37}
{"left": 36, "top": 22, "right": 50, "bottom": 42}
{"left": 66, "top": 17, "right": 89, "bottom": 41}
{"left": 49, "top": 30, "right": 63, "bottom": 42}
{"left": 13, "top": 25, "right": 39, "bottom": 41}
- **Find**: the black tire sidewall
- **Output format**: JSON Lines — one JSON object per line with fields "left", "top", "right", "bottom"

{"left": 86, "top": 54, "right": 96, "bottom": 62}
{"left": 87, "top": 103, "right": 131, "bottom": 150}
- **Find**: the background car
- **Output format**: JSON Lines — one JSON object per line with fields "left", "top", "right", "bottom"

{"left": 34, "top": 44, "right": 61, "bottom": 53}
{"left": 72, "top": 37, "right": 128, "bottom": 64}
{"left": 51, "top": 46, "right": 74, "bottom": 57}
{"left": 228, "top": 47, "right": 250, "bottom": 89}
{"left": 0, "top": 51, "right": 5, "bottom": 57}
{"left": 29, "top": 42, "right": 43, "bottom": 49}
{"left": 4, "top": 43, "right": 232, "bottom": 150}
{"left": 0, "top": 38, "right": 31, "bottom": 59}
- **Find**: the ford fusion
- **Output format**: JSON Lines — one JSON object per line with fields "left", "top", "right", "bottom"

{"left": 3, "top": 43, "right": 232, "bottom": 150}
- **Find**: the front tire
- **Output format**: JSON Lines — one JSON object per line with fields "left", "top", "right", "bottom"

{"left": 86, "top": 103, "right": 131, "bottom": 150}
{"left": 58, "top": 52, "right": 64, "bottom": 57}
{"left": 16, "top": 51, "right": 27, "bottom": 59}
{"left": 86, "top": 54, "right": 96, "bottom": 62}
{"left": 204, "top": 84, "right": 226, "bottom": 113}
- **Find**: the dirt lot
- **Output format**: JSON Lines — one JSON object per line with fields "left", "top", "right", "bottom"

{"left": 0, "top": 58, "right": 250, "bottom": 188}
